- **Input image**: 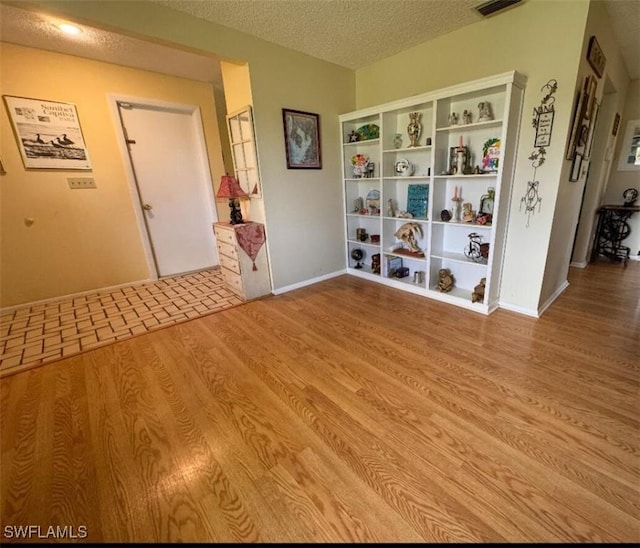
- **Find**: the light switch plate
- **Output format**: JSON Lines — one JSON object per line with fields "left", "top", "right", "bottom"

{"left": 68, "top": 177, "right": 96, "bottom": 189}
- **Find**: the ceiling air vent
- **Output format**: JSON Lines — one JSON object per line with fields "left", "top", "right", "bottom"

{"left": 475, "top": 0, "right": 523, "bottom": 17}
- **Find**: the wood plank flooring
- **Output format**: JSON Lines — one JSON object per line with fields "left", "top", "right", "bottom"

{"left": 1, "top": 260, "right": 638, "bottom": 543}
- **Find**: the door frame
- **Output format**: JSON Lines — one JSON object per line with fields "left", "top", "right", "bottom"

{"left": 108, "top": 94, "right": 218, "bottom": 279}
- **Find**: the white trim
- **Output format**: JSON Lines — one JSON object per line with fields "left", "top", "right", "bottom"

{"left": 272, "top": 270, "right": 346, "bottom": 295}
{"left": 0, "top": 278, "right": 155, "bottom": 314}
{"left": 570, "top": 261, "right": 588, "bottom": 268}
{"left": 497, "top": 301, "right": 540, "bottom": 318}
{"left": 107, "top": 94, "right": 218, "bottom": 278}
{"left": 629, "top": 254, "right": 640, "bottom": 262}
{"left": 538, "top": 280, "right": 570, "bottom": 316}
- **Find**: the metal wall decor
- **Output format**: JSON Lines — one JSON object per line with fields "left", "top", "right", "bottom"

{"left": 520, "top": 79, "right": 558, "bottom": 227}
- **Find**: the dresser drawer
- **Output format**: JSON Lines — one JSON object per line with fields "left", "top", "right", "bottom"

{"left": 214, "top": 226, "right": 236, "bottom": 246}
{"left": 221, "top": 268, "right": 245, "bottom": 299}
{"left": 219, "top": 251, "right": 241, "bottom": 275}
{"left": 216, "top": 240, "right": 238, "bottom": 261}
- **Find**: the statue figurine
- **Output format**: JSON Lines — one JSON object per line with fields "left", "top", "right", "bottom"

{"left": 462, "top": 110, "right": 472, "bottom": 124}
{"left": 472, "top": 277, "right": 486, "bottom": 303}
{"left": 462, "top": 202, "right": 475, "bottom": 223}
{"left": 437, "top": 269, "right": 454, "bottom": 293}
{"left": 387, "top": 198, "right": 396, "bottom": 217}
{"left": 407, "top": 112, "right": 422, "bottom": 147}
{"left": 478, "top": 101, "right": 493, "bottom": 122}
{"left": 448, "top": 112, "right": 459, "bottom": 126}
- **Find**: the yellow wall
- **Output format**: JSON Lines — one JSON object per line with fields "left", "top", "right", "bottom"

{"left": 26, "top": 0, "right": 356, "bottom": 293}
{"left": 0, "top": 42, "right": 225, "bottom": 307}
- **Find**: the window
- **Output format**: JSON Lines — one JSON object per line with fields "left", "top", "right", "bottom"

{"left": 226, "top": 106, "right": 261, "bottom": 196}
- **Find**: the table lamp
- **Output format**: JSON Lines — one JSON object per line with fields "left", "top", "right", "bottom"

{"left": 217, "top": 174, "right": 248, "bottom": 224}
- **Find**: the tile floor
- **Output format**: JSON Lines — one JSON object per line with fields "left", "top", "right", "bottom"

{"left": 0, "top": 268, "right": 244, "bottom": 378}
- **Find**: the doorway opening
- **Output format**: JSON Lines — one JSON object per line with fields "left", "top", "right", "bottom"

{"left": 112, "top": 96, "right": 219, "bottom": 278}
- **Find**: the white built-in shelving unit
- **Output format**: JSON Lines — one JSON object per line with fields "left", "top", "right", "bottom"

{"left": 339, "top": 71, "right": 526, "bottom": 314}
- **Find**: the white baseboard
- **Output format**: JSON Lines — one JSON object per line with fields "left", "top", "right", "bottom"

{"left": 570, "top": 261, "right": 588, "bottom": 268}
{"left": 498, "top": 301, "right": 540, "bottom": 318}
{"left": 272, "top": 270, "right": 346, "bottom": 295}
{"left": 1, "top": 277, "right": 155, "bottom": 314}
{"left": 538, "top": 280, "right": 570, "bottom": 316}
{"left": 629, "top": 254, "right": 640, "bottom": 262}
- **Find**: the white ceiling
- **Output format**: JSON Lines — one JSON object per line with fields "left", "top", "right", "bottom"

{"left": 0, "top": 0, "right": 638, "bottom": 81}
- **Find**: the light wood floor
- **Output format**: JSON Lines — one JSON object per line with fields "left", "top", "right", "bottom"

{"left": 1, "top": 260, "right": 638, "bottom": 543}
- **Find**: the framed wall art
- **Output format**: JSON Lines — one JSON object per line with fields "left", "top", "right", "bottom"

{"left": 612, "top": 112, "right": 621, "bottom": 136}
{"left": 566, "top": 75, "right": 597, "bottom": 160}
{"left": 3, "top": 95, "right": 92, "bottom": 170}
{"left": 282, "top": 108, "right": 322, "bottom": 169}
{"left": 586, "top": 36, "right": 606, "bottom": 79}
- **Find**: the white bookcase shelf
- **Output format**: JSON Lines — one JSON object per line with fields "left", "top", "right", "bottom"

{"left": 339, "top": 71, "right": 526, "bottom": 314}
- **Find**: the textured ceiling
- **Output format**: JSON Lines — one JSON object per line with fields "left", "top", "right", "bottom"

{"left": 151, "top": 0, "right": 485, "bottom": 70}
{"left": 0, "top": 0, "right": 638, "bottom": 81}
{"left": 0, "top": 3, "right": 221, "bottom": 83}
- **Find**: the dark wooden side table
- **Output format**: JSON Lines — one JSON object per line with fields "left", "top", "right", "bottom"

{"left": 591, "top": 204, "right": 640, "bottom": 266}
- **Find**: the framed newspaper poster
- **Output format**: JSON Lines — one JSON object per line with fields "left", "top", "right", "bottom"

{"left": 3, "top": 95, "right": 92, "bottom": 170}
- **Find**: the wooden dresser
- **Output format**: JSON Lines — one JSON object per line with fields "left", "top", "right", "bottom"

{"left": 213, "top": 221, "right": 271, "bottom": 300}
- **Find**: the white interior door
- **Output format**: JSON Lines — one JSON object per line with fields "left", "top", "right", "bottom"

{"left": 118, "top": 102, "right": 218, "bottom": 277}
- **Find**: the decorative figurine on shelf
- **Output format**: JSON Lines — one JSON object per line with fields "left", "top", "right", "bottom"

{"left": 462, "top": 110, "right": 472, "bottom": 124}
{"left": 440, "top": 209, "right": 452, "bottom": 222}
{"left": 473, "top": 165, "right": 482, "bottom": 174}
{"left": 426, "top": 137, "right": 432, "bottom": 146}
{"left": 356, "top": 228, "right": 368, "bottom": 242}
{"left": 351, "top": 153, "right": 370, "bottom": 178}
{"left": 465, "top": 232, "right": 489, "bottom": 263}
{"left": 353, "top": 196, "right": 364, "bottom": 213}
{"left": 407, "top": 112, "right": 422, "bottom": 147}
{"left": 365, "top": 162, "right": 376, "bottom": 178}
{"left": 478, "top": 101, "right": 493, "bottom": 122}
{"left": 479, "top": 187, "right": 495, "bottom": 225}
{"left": 397, "top": 210, "right": 414, "bottom": 218}
{"left": 451, "top": 185, "right": 463, "bottom": 222}
{"left": 371, "top": 253, "right": 381, "bottom": 274}
{"left": 393, "top": 133, "right": 403, "bottom": 149}
{"left": 448, "top": 112, "right": 459, "bottom": 126}
{"left": 437, "top": 268, "right": 454, "bottom": 292}
{"left": 388, "top": 198, "right": 396, "bottom": 217}
{"left": 462, "top": 202, "right": 475, "bottom": 223}
{"left": 348, "top": 130, "right": 359, "bottom": 143}
{"left": 394, "top": 222, "right": 423, "bottom": 253}
{"left": 351, "top": 248, "right": 364, "bottom": 269}
{"left": 471, "top": 277, "right": 486, "bottom": 303}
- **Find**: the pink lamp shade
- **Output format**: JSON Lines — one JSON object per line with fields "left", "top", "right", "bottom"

{"left": 217, "top": 174, "right": 247, "bottom": 224}
{"left": 216, "top": 174, "right": 248, "bottom": 199}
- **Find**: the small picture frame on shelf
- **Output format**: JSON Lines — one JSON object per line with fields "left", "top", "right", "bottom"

{"left": 449, "top": 146, "right": 470, "bottom": 175}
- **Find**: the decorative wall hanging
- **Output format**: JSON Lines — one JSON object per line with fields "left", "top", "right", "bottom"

{"left": 282, "top": 108, "right": 322, "bottom": 169}
{"left": 3, "top": 95, "right": 91, "bottom": 170}
{"left": 586, "top": 36, "right": 606, "bottom": 79}
{"left": 520, "top": 79, "right": 558, "bottom": 227}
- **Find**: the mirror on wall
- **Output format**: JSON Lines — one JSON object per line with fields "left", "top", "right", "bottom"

{"left": 226, "top": 105, "right": 261, "bottom": 197}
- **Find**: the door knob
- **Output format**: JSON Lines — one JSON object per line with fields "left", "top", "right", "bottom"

{"left": 142, "top": 203, "right": 153, "bottom": 211}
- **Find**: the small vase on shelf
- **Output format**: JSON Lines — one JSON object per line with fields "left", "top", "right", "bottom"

{"left": 393, "top": 133, "right": 403, "bottom": 149}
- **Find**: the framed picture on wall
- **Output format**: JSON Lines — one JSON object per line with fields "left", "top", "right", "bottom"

{"left": 282, "top": 108, "right": 322, "bottom": 169}
{"left": 2, "top": 95, "right": 92, "bottom": 170}
{"left": 586, "top": 36, "right": 606, "bottom": 79}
